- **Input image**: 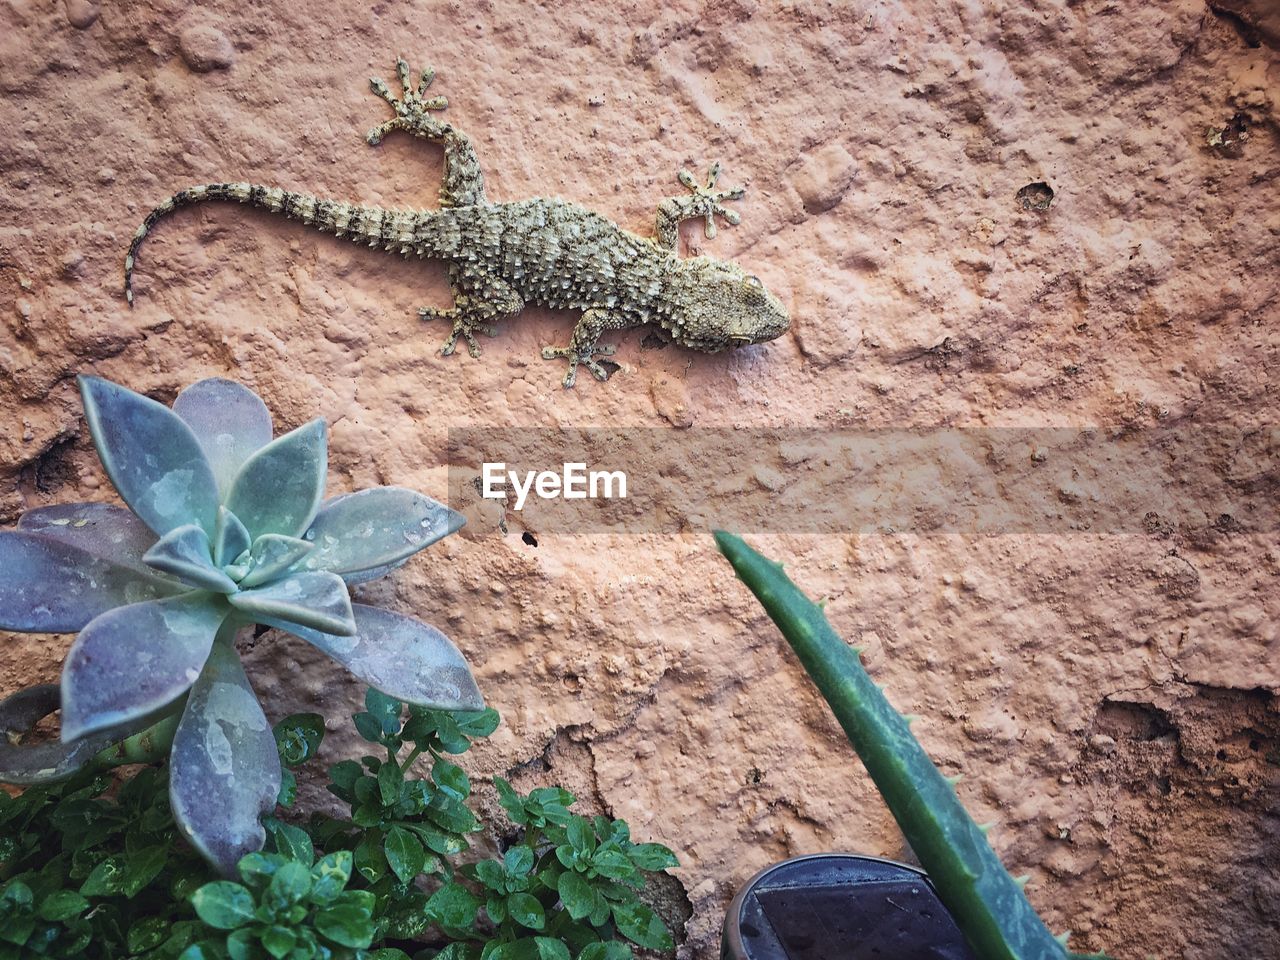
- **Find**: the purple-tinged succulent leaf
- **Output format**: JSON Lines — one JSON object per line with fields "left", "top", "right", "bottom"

{"left": 223, "top": 419, "right": 327, "bottom": 541}
{"left": 18, "top": 502, "right": 161, "bottom": 579}
{"left": 61, "top": 594, "right": 227, "bottom": 741}
{"left": 0, "top": 684, "right": 172, "bottom": 785}
{"left": 173, "top": 378, "right": 274, "bottom": 497}
{"left": 78, "top": 375, "right": 221, "bottom": 539}
{"left": 0, "top": 531, "right": 181, "bottom": 633}
{"left": 274, "top": 604, "right": 483, "bottom": 711}
{"left": 297, "top": 487, "right": 464, "bottom": 579}
{"left": 143, "top": 524, "right": 239, "bottom": 593}
{"left": 170, "top": 639, "right": 280, "bottom": 877}
{"left": 213, "top": 507, "right": 252, "bottom": 569}
{"left": 227, "top": 570, "right": 355, "bottom": 636}
{"left": 239, "top": 535, "right": 314, "bottom": 589}
{"left": 340, "top": 560, "right": 408, "bottom": 585}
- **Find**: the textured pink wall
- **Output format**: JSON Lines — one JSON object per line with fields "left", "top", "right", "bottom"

{"left": 1, "top": 1, "right": 1276, "bottom": 956}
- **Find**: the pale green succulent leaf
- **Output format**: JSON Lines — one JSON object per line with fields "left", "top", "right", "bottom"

{"left": 17, "top": 502, "right": 163, "bottom": 580}
{"left": 238, "top": 535, "right": 315, "bottom": 589}
{"left": 223, "top": 419, "right": 327, "bottom": 542}
{"left": 61, "top": 593, "right": 227, "bottom": 741}
{"left": 339, "top": 560, "right": 406, "bottom": 585}
{"left": 172, "top": 378, "right": 274, "bottom": 497}
{"left": 0, "top": 684, "right": 162, "bottom": 785}
{"left": 213, "top": 507, "right": 252, "bottom": 569}
{"left": 143, "top": 524, "right": 239, "bottom": 593}
{"left": 270, "top": 604, "right": 482, "bottom": 711}
{"left": 0, "top": 531, "right": 180, "bottom": 633}
{"left": 297, "top": 487, "right": 464, "bottom": 578}
{"left": 78, "top": 375, "right": 221, "bottom": 538}
{"left": 228, "top": 570, "right": 355, "bottom": 636}
{"left": 170, "top": 641, "right": 281, "bottom": 877}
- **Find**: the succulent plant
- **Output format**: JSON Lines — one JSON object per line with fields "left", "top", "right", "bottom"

{"left": 0, "top": 375, "right": 481, "bottom": 875}
{"left": 714, "top": 532, "right": 1112, "bottom": 960}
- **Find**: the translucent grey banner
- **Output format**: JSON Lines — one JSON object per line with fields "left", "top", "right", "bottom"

{"left": 445, "top": 427, "right": 1278, "bottom": 534}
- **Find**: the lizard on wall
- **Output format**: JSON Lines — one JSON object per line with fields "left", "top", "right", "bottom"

{"left": 124, "top": 58, "right": 790, "bottom": 388}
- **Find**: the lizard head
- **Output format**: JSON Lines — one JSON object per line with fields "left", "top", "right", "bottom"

{"left": 665, "top": 258, "right": 790, "bottom": 353}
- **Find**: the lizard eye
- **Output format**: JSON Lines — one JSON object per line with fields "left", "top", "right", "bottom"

{"left": 745, "top": 275, "right": 763, "bottom": 288}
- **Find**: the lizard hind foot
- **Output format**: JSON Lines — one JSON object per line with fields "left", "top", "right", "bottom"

{"left": 425, "top": 308, "right": 497, "bottom": 359}
{"left": 366, "top": 56, "right": 448, "bottom": 145}
{"left": 541, "top": 344, "right": 618, "bottom": 390}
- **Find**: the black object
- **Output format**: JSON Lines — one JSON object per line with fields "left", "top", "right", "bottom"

{"left": 721, "top": 853, "right": 978, "bottom": 960}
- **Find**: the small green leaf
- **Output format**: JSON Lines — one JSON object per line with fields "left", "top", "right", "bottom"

{"left": 378, "top": 761, "right": 404, "bottom": 806}
{"left": 454, "top": 707, "right": 500, "bottom": 738}
{"left": 277, "top": 768, "right": 298, "bottom": 807}
{"left": 37, "top": 890, "right": 89, "bottom": 922}
{"left": 427, "top": 795, "right": 479, "bottom": 833}
{"left": 426, "top": 881, "right": 479, "bottom": 931}
{"left": 489, "top": 940, "right": 540, "bottom": 960}
{"left": 126, "top": 916, "right": 170, "bottom": 952}
{"left": 432, "top": 712, "right": 471, "bottom": 754}
{"left": 433, "top": 758, "right": 470, "bottom": 800}
{"left": 628, "top": 843, "right": 678, "bottom": 871}
{"left": 262, "top": 925, "right": 297, "bottom": 959}
{"left": 178, "top": 942, "right": 224, "bottom": 960}
{"left": 508, "top": 891, "right": 546, "bottom": 930}
{"left": 273, "top": 713, "right": 325, "bottom": 767}
{"left": 237, "top": 851, "right": 281, "bottom": 887}
{"left": 191, "top": 881, "right": 255, "bottom": 930}
{"left": 353, "top": 828, "right": 389, "bottom": 884}
{"left": 327, "top": 759, "right": 362, "bottom": 797}
{"left": 227, "top": 926, "right": 255, "bottom": 960}
{"left": 576, "top": 943, "right": 632, "bottom": 960}
{"left": 557, "top": 872, "right": 595, "bottom": 921}
{"left": 365, "top": 687, "right": 403, "bottom": 735}
{"left": 566, "top": 818, "right": 595, "bottom": 855}
{"left": 384, "top": 825, "right": 426, "bottom": 883}
{"left": 79, "top": 856, "right": 126, "bottom": 896}
{"left": 611, "top": 901, "right": 673, "bottom": 951}
{"left": 504, "top": 845, "right": 535, "bottom": 877}
{"left": 123, "top": 844, "right": 169, "bottom": 897}
{"left": 268, "top": 860, "right": 312, "bottom": 905}
{"left": 311, "top": 850, "right": 353, "bottom": 902}
{"left": 474, "top": 859, "right": 507, "bottom": 891}
{"left": 315, "top": 902, "right": 375, "bottom": 949}
{"left": 590, "top": 848, "right": 635, "bottom": 881}
{"left": 494, "top": 777, "right": 526, "bottom": 823}
{"left": 354, "top": 712, "right": 386, "bottom": 744}
{"left": 486, "top": 894, "right": 508, "bottom": 924}
{"left": 266, "top": 819, "right": 314, "bottom": 866}
{"left": 404, "top": 820, "right": 468, "bottom": 856}
{"left": 535, "top": 938, "right": 571, "bottom": 960}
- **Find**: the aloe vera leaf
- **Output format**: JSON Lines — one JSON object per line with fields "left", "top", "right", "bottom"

{"left": 714, "top": 532, "right": 1109, "bottom": 960}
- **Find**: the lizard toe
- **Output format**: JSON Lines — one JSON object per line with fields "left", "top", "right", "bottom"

{"left": 583, "top": 359, "right": 613, "bottom": 382}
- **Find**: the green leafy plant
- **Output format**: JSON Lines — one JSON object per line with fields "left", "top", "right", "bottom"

{"left": 0, "top": 375, "right": 480, "bottom": 874}
{"left": 312, "top": 690, "right": 678, "bottom": 960}
{"left": 0, "top": 693, "right": 678, "bottom": 960}
{"left": 713, "top": 531, "right": 1111, "bottom": 960}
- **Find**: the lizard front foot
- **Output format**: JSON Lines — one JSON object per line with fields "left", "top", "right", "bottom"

{"left": 655, "top": 162, "right": 746, "bottom": 249}
{"left": 367, "top": 57, "right": 448, "bottom": 145}
{"left": 673, "top": 162, "right": 744, "bottom": 238}
{"left": 541, "top": 344, "right": 618, "bottom": 389}
{"left": 421, "top": 307, "right": 497, "bottom": 359}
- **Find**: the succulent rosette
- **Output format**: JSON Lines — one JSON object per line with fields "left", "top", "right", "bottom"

{"left": 0, "top": 375, "right": 480, "bottom": 873}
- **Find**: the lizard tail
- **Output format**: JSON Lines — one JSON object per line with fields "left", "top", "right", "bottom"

{"left": 124, "top": 183, "right": 445, "bottom": 305}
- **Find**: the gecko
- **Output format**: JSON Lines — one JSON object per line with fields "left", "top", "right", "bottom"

{"left": 124, "top": 57, "right": 790, "bottom": 388}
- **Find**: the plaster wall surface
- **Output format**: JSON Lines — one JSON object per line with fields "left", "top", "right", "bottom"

{"left": 0, "top": 1, "right": 1277, "bottom": 956}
